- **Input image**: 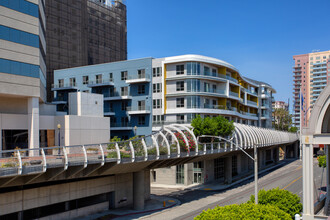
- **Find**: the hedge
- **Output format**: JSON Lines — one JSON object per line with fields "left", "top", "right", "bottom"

{"left": 194, "top": 203, "right": 291, "bottom": 220}
{"left": 249, "top": 188, "right": 302, "bottom": 218}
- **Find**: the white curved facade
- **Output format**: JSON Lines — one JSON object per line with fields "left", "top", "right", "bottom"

{"left": 151, "top": 55, "right": 275, "bottom": 129}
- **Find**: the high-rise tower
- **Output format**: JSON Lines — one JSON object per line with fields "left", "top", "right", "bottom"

{"left": 46, "top": 0, "right": 127, "bottom": 101}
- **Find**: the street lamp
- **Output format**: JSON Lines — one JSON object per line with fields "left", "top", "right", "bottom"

{"left": 57, "top": 124, "right": 61, "bottom": 155}
{"left": 134, "top": 126, "right": 137, "bottom": 136}
{"left": 198, "top": 135, "right": 259, "bottom": 204}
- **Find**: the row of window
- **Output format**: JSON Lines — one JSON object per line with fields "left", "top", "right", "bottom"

{"left": 61, "top": 69, "right": 147, "bottom": 86}
{"left": 0, "top": 58, "right": 39, "bottom": 78}
{"left": 153, "top": 67, "right": 162, "bottom": 77}
{"left": 153, "top": 83, "right": 162, "bottom": 93}
{"left": 111, "top": 116, "right": 146, "bottom": 126}
{"left": 175, "top": 63, "right": 219, "bottom": 76}
{"left": 0, "top": 25, "right": 39, "bottom": 48}
{"left": 0, "top": 0, "right": 39, "bottom": 18}
{"left": 153, "top": 99, "right": 162, "bottom": 109}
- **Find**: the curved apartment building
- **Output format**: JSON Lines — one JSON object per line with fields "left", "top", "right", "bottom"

{"left": 152, "top": 55, "right": 275, "bottom": 129}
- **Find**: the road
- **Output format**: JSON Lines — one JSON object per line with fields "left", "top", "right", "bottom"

{"left": 139, "top": 158, "right": 325, "bottom": 220}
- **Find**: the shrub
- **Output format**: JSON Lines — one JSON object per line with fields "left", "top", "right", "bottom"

{"left": 318, "top": 155, "right": 326, "bottom": 168}
{"left": 194, "top": 203, "right": 291, "bottom": 220}
{"left": 249, "top": 188, "right": 302, "bottom": 218}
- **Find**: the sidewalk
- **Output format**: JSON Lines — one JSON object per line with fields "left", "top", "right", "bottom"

{"left": 152, "top": 159, "right": 294, "bottom": 192}
{"left": 79, "top": 195, "right": 180, "bottom": 220}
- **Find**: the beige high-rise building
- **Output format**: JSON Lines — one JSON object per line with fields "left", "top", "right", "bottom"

{"left": 293, "top": 50, "right": 330, "bottom": 129}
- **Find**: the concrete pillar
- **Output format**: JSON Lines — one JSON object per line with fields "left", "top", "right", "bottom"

{"left": 133, "top": 171, "right": 145, "bottom": 210}
{"left": 184, "top": 163, "right": 193, "bottom": 186}
{"left": 237, "top": 153, "right": 242, "bottom": 174}
{"left": 294, "top": 142, "right": 299, "bottom": 158}
{"left": 225, "top": 156, "right": 232, "bottom": 184}
{"left": 302, "top": 143, "right": 314, "bottom": 219}
{"left": 28, "top": 97, "right": 39, "bottom": 155}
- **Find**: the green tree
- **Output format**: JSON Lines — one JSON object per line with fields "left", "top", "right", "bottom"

{"left": 191, "top": 115, "right": 234, "bottom": 138}
{"left": 273, "top": 108, "right": 292, "bottom": 131}
{"left": 194, "top": 203, "right": 291, "bottom": 220}
{"left": 249, "top": 188, "right": 302, "bottom": 218}
{"left": 288, "top": 127, "right": 298, "bottom": 133}
{"left": 318, "top": 155, "right": 326, "bottom": 168}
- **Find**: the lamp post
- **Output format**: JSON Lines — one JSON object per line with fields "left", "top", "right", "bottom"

{"left": 57, "top": 124, "right": 61, "bottom": 155}
{"left": 134, "top": 126, "right": 137, "bottom": 136}
{"left": 198, "top": 135, "right": 259, "bottom": 204}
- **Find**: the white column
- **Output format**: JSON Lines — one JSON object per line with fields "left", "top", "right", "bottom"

{"left": 0, "top": 114, "right": 2, "bottom": 152}
{"left": 302, "top": 143, "right": 314, "bottom": 219}
{"left": 28, "top": 97, "right": 39, "bottom": 154}
{"left": 133, "top": 171, "right": 145, "bottom": 210}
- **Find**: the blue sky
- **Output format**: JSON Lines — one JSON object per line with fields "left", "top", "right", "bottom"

{"left": 126, "top": 0, "right": 330, "bottom": 111}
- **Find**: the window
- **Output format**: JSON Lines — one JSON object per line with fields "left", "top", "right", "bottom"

{"left": 153, "top": 67, "right": 162, "bottom": 77}
{"left": 82, "top": 76, "right": 89, "bottom": 85}
{"left": 121, "top": 71, "right": 127, "bottom": 80}
{"left": 176, "top": 65, "right": 184, "bottom": 75}
{"left": 138, "top": 116, "right": 145, "bottom": 125}
{"left": 138, "top": 85, "right": 145, "bottom": 94}
{"left": 153, "top": 115, "right": 164, "bottom": 122}
{"left": 176, "top": 114, "right": 184, "bottom": 122}
{"left": 212, "top": 84, "right": 217, "bottom": 93}
{"left": 297, "top": 60, "right": 300, "bottom": 62}
{"left": 176, "top": 81, "right": 184, "bottom": 91}
{"left": 69, "top": 77, "right": 76, "bottom": 87}
{"left": 204, "top": 66, "right": 210, "bottom": 75}
{"left": 176, "top": 98, "right": 184, "bottom": 108}
{"left": 176, "top": 164, "right": 184, "bottom": 184}
{"left": 109, "top": 73, "right": 113, "bottom": 81}
{"left": 121, "top": 101, "right": 127, "bottom": 111}
{"left": 204, "top": 83, "right": 210, "bottom": 92}
{"left": 187, "top": 62, "right": 201, "bottom": 75}
{"left": 138, "top": 100, "right": 145, "bottom": 110}
{"left": 138, "top": 69, "right": 145, "bottom": 78}
{"left": 153, "top": 99, "right": 162, "bottom": 109}
{"left": 58, "top": 79, "right": 64, "bottom": 87}
{"left": 96, "top": 74, "right": 102, "bottom": 84}
{"left": 121, "top": 87, "right": 128, "bottom": 96}
{"left": 153, "top": 83, "right": 162, "bottom": 93}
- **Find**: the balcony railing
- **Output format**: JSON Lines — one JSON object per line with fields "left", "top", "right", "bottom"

{"left": 127, "top": 74, "right": 150, "bottom": 80}
{"left": 104, "top": 91, "right": 131, "bottom": 98}
{"left": 247, "top": 100, "right": 258, "bottom": 106}
{"left": 88, "top": 78, "right": 114, "bottom": 86}
{"left": 52, "top": 96, "right": 67, "bottom": 102}
{"left": 111, "top": 122, "right": 132, "bottom": 127}
{"left": 51, "top": 83, "right": 77, "bottom": 89}
{"left": 203, "top": 89, "right": 226, "bottom": 95}
{"left": 229, "top": 91, "right": 239, "bottom": 97}
{"left": 126, "top": 105, "right": 150, "bottom": 111}
{"left": 203, "top": 104, "right": 227, "bottom": 110}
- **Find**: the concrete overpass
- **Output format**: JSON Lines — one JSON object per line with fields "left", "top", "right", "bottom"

{"left": 0, "top": 123, "right": 298, "bottom": 219}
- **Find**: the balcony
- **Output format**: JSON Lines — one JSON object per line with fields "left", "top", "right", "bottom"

{"left": 51, "top": 83, "right": 78, "bottom": 91}
{"left": 87, "top": 79, "right": 114, "bottom": 87}
{"left": 125, "top": 74, "right": 151, "bottom": 84}
{"left": 247, "top": 100, "right": 258, "bottom": 107}
{"left": 229, "top": 91, "right": 239, "bottom": 98}
{"left": 104, "top": 91, "right": 132, "bottom": 101}
{"left": 104, "top": 107, "right": 115, "bottom": 116}
{"left": 203, "top": 104, "right": 227, "bottom": 110}
{"left": 110, "top": 122, "right": 133, "bottom": 130}
{"left": 52, "top": 96, "right": 67, "bottom": 104}
{"left": 127, "top": 105, "right": 151, "bottom": 115}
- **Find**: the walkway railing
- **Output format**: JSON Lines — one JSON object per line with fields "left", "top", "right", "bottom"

{"left": 0, "top": 123, "right": 298, "bottom": 180}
